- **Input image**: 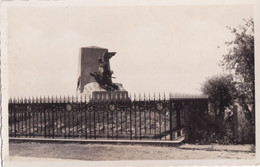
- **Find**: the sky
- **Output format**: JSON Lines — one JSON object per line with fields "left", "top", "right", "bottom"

{"left": 7, "top": 4, "right": 253, "bottom": 97}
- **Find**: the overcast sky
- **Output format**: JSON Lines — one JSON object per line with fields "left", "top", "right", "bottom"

{"left": 7, "top": 4, "right": 253, "bottom": 97}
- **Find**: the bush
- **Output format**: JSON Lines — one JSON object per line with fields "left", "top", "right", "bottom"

{"left": 188, "top": 105, "right": 255, "bottom": 144}
{"left": 236, "top": 107, "right": 255, "bottom": 144}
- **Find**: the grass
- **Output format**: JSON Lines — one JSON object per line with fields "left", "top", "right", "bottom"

{"left": 9, "top": 142, "right": 255, "bottom": 161}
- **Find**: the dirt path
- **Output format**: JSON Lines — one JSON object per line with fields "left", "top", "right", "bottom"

{"left": 9, "top": 143, "right": 255, "bottom": 161}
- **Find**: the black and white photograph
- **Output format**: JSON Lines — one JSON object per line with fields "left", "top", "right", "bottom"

{"left": 1, "top": 0, "right": 259, "bottom": 166}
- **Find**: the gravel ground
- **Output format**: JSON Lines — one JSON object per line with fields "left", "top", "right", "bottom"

{"left": 9, "top": 143, "right": 255, "bottom": 161}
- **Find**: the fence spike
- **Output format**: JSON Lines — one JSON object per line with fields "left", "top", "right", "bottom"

{"left": 97, "top": 93, "right": 99, "bottom": 102}
{"left": 83, "top": 94, "right": 85, "bottom": 102}
{"left": 55, "top": 96, "right": 57, "bottom": 103}
{"left": 114, "top": 92, "right": 117, "bottom": 100}
{"left": 76, "top": 95, "right": 78, "bottom": 103}
{"left": 100, "top": 93, "right": 103, "bottom": 101}
{"left": 105, "top": 93, "right": 107, "bottom": 101}
{"left": 129, "top": 94, "right": 132, "bottom": 101}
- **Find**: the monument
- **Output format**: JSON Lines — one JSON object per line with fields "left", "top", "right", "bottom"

{"left": 77, "top": 46, "right": 128, "bottom": 100}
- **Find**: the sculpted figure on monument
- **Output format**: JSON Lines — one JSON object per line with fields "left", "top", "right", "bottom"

{"left": 90, "top": 52, "right": 119, "bottom": 91}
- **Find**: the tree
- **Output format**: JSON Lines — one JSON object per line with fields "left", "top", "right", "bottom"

{"left": 221, "top": 18, "right": 255, "bottom": 127}
{"left": 201, "top": 75, "right": 237, "bottom": 120}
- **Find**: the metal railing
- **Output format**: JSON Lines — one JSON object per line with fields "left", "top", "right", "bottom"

{"left": 9, "top": 94, "right": 208, "bottom": 141}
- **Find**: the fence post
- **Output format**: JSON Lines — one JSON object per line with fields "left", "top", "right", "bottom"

{"left": 176, "top": 103, "right": 181, "bottom": 137}
{"left": 52, "top": 98, "right": 55, "bottom": 139}
{"left": 169, "top": 100, "right": 173, "bottom": 141}
{"left": 14, "top": 106, "right": 17, "bottom": 138}
{"left": 44, "top": 105, "right": 47, "bottom": 138}
{"left": 85, "top": 100, "right": 88, "bottom": 139}
{"left": 130, "top": 103, "right": 132, "bottom": 140}
{"left": 94, "top": 103, "right": 96, "bottom": 139}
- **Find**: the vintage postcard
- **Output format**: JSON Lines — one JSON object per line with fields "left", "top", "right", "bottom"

{"left": 1, "top": 0, "right": 259, "bottom": 166}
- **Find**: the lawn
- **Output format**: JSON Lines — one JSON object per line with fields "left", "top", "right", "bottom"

{"left": 9, "top": 142, "right": 255, "bottom": 161}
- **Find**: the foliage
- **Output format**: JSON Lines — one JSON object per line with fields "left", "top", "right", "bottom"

{"left": 221, "top": 18, "right": 255, "bottom": 127}
{"left": 191, "top": 105, "right": 255, "bottom": 144}
{"left": 201, "top": 75, "right": 236, "bottom": 120}
{"left": 194, "top": 18, "right": 255, "bottom": 145}
{"left": 236, "top": 107, "right": 255, "bottom": 144}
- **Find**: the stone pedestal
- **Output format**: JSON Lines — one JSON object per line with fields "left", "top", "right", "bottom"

{"left": 81, "top": 82, "right": 128, "bottom": 101}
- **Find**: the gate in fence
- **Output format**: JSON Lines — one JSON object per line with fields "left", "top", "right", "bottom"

{"left": 9, "top": 94, "right": 208, "bottom": 141}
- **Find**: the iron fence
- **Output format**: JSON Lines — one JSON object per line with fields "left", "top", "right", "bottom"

{"left": 9, "top": 94, "right": 208, "bottom": 141}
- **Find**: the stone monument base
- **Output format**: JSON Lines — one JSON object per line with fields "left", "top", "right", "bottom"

{"left": 81, "top": 82, "right": 128, "bottom": 101}
{"left": 92, "top": 91, "right": 129, "bottom": 101}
